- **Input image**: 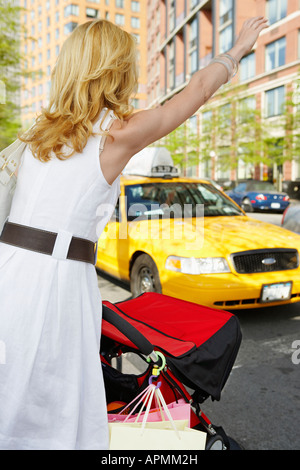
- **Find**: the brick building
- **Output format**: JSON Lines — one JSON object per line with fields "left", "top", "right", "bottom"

{"left": 20, "top": 0, "right": 148, "bottom": 128}
{"left": 147, "top": 0, "right": 300, "bottom": 185}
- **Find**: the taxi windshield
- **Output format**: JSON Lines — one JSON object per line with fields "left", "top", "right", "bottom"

{"left": 125, "top": 182, "right": 243, "bottom": 220}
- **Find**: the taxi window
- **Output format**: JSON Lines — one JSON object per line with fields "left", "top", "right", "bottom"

{"left": 125, "top": 182, "right": 243, "bottom": 220}
{"left": 125, "top": 183, "right": 191, "bottom": 220}
{"left": 189, "top": 183, "right": 243, "bottom": 216}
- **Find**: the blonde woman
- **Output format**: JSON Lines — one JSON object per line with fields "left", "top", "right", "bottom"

{"left": 0, "top": 17, "right": 268, "bottom": 450}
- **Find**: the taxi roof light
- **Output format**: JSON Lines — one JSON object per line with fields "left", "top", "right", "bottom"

{"left": 123, "top": 147, "right": 179, "bottom": 178}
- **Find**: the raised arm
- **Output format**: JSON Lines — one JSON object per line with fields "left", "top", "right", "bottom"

{"left": 100, "top": 16, "right": 268, "bottom": 185}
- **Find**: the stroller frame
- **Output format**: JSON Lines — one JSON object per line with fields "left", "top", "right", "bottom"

{"left": 101, "top": 292, "right": 243, "bottom": 450}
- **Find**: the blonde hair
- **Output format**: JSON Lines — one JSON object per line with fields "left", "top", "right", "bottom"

{"left": 19, "top": 19, "right": 138, "bottom": 162}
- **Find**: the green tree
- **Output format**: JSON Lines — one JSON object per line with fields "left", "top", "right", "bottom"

{"left": 0, "top": 1, "right": 26, "bottom": 149}
{"left": 261, "top": 72, "right": 300, "bottom": 189}
{"left": 199, "top": 77, "right": 300, "bottom": 185}
{"left": 162, "top": 120, "right": 202, "bottom": 174}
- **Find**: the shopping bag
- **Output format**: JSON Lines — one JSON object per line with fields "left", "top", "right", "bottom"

{"left": 108, "top": 382, "right": 206, "bottom": 450}
{"left": 0, "top": 139, "right": 27, "bottom": 233}
{"left": 109, "top": 424, "right": 206, "bottom": 450}
{"left": 108, "top": 398, "right": 191, "bottom": 426}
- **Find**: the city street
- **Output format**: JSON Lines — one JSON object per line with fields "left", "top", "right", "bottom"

{"left": 97, "top": 211, "right": 300, "bottom": 450}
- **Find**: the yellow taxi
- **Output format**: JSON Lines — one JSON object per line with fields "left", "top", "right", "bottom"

{"left": 96, "top": 148, "right": 300, "bottom": 310}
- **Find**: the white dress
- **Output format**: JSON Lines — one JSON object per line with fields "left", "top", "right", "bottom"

{"left": 0, "top": 109, "right": 120, "bottom": 450}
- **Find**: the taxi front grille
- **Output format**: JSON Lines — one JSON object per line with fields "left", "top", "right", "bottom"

{"left": 214, "top": 292, "right": 300, "bottom": 308}
{"left": 231, "top": 249, "right": 299, "bottom": 274}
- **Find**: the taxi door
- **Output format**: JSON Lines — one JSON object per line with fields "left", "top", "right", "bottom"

{"left": 96, "top": 191, "right": 129, "bottom": 280}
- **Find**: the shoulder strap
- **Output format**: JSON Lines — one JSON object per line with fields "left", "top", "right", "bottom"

{"left": 98, "top": 109, "right": 117, "bottom": 153}
{"left": 0, "top": 122, "right": 36, "bottom": 186}
{"left": 0, "top": 139, "right": 27, "bottom": 186}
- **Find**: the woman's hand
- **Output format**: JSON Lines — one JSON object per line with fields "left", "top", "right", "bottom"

{"left": 230, "top": 16, "right": 269, "bottom": 61}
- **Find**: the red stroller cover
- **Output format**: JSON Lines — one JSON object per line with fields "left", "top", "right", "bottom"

{"left": 102, "top": 292, "right": 242, "bottom": 401}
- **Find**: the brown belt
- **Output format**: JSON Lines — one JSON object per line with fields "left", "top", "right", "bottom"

{"left": 0, "top": 222, "right": 96, "bottom": 265}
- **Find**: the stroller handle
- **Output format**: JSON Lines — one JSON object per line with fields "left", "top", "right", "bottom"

{"left": 102, "top": 304, "right": 156, "bottom": 359}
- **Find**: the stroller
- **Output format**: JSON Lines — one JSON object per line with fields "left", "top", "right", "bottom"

{"left": 101, "top": 292, "right": 242, "bottom": 450}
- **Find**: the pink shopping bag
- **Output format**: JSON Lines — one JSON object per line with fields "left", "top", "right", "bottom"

{"left": 108, "top": 398, "right": 191, "bottom": 426}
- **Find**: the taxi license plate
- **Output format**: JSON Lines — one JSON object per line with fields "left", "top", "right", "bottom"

{"left": 260, "top": 282, "right": 292, "bottom": 303}
{"left": 271, "top": 202, "right": 280, "bottom": 209}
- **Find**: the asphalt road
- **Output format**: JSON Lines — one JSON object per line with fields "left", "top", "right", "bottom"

{"left": 97, "top": 211, "right": 300, "bottom": 450}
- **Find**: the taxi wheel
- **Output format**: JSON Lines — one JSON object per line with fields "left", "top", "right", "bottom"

{"left": 130, "top": 254, "right": 162, "bottom": 297}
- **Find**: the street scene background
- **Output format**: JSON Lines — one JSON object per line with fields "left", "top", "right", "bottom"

{"left": 97, "top": 211, "right": 300, "bottom": 451}
{"left": 1, "top": 0, "right": 300, "bottom": 452}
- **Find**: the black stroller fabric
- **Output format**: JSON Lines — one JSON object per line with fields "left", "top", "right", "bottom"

{"left": 102, "top": 292, "right": 242, "bottom": 401}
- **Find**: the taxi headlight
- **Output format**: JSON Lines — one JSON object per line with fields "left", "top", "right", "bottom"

{"left": 165, "top": 256, "right": 231, "bottom": 274}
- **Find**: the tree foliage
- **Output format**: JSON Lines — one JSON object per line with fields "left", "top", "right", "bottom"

{"left": 158, "top": 75, "right": 300, "bottom": 184}
{"left": 0, "top": 1, "right": 25, "bottom": 149}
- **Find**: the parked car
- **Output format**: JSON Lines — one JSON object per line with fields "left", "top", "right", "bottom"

{"left": 282, "top": 180, "right": 300, "bottom": 201}
{"left": 96, "top": 148, "right": 300, "bottom": 310}
{"left": 226, "top": 180, "right": 290, "bottom": 213}
{"left": 282, "top": 202, "right": 300, "bottom": 234}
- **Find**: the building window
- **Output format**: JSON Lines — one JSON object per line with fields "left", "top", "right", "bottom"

{"left": 132, "top": 98, "right": 139, "bottom": 109}
{"left": 265, "top": 86, "right": 285, "bottom": 117}
{"left": 266, "top": 0, "right": 287, "bottom": 25}
{"left": 219, "top": 0, "right": 233, "bottom": 54}
{"left": 131, "top": 1, "right": 140, "bottom": 12}
{"left": 265, "top": 37, "right": 286, "bottom": 72}
{"left": 115, "top": 14, "right": 125, "bottom": 26}
{"left": 240, "top": 52, "right": 256, "bottom": 81}
{"left": 64, "top": 22, "right": 78, "bottom": 35}
{"left": 238, "top": 96, "right": 256, "bottom": 123}
{"left": 219, "top": 103, "right": 231, "bottom": 129}
{"left": 115, "top": 0, "right": 124, "bottom": 7}
{"left": 64, "top": 4, "right": 80, "bottom": 17}
{"left": 219, "top": 25, "right": 233, "bottom": 53}
{"left": 219, "top": 0, "right": 233, "bottom": 26}
{"left": 190, "top": 0, "right": 200, "bottom": 9}
{"left": 131, "top": 17, "right": 140, "bottom": 29}
{"left": 202, "top": 110, "right": 213, "bottom": 133}
{"left": 189, "top": 17, "right": 198, "bottom": 75}
{"left": 86, "top": 8, "right": 98, "bottom": 18}
{"left": 169, "top": 0, "right": 175, "bottom": 32}
{"left": 168, "top": 41, "right": 175, "bottom": 90}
